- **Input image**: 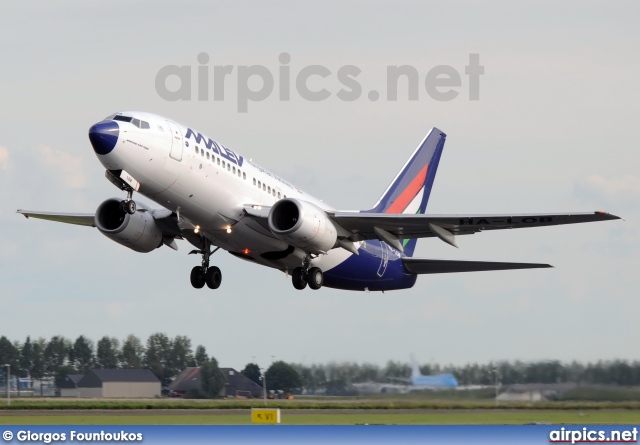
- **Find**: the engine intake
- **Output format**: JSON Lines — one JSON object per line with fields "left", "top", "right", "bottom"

{"left": 95, "top": 198, "right": 163, "bottom": 253}
{"left": 268, "top": 199, "right": 337, "bottom": 254}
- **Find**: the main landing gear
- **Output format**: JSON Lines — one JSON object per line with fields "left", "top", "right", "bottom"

{"left": 189, "top": 240, "right": 222, "bottom": 290}
{"left": 292, "top": 255, "right": 323, "bottom": 291}
{"left": 119, "top": 189, "right": 136, "bottom": 215}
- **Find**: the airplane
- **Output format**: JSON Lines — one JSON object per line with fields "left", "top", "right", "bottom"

{"left": 17, "top": 111, "right": 620, "bottom": 292}
{"left": 386, "top": 356, "right": 458, "bottom": 390}
{"left": 408, "top": 355, "right": 458, "bottom": 389}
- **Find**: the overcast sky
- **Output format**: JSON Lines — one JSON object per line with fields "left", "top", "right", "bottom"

{"left": 1, "top": 1, "right": 638, "bottom": 371}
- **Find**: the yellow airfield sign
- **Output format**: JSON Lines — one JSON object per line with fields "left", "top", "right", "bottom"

{"left": 251, "top": 408, "right": 281, "bottom": 424}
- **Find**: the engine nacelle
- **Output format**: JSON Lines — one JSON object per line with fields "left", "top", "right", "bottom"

{"left": 268, "top": 199, "right": 337, "bottom": 254}
{"left": 95, "top": 198, "right": 163, "bottom": 253}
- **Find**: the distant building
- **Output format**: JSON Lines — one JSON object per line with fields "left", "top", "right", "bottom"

{"left": 496, "top": 383, "right": 577, "bottom": 402}
{"left": 169, "top": 367, "right": 263, "bottom": 398}
{"left": 59, "top": 374, "right": 84, "bottom": 397}
{"left": 168, "top": 367, "right": 201, "bottom": 397}
{"left": 220, "top": 368, "right": 263, "bottom": 398}
{"left": 76, "top": 369, "right": 161, "bottom": 398}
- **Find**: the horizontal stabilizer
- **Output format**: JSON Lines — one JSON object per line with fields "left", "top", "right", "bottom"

{"left": 402, "top": 257, "right": 552, "bottom": 274}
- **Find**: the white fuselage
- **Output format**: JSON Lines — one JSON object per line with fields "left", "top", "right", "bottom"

{"left": 97, "top": 111, "right": 353, "bottom": 273}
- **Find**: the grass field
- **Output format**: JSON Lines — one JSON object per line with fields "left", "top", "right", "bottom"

{"left": 2, "top": 397, "right": 640, "bottom": 411}
{"left": 1, "top": 394, "right": 639, "bottom": 425}
{"left": 0, "top": 409, "right": 638, "bottom": 425}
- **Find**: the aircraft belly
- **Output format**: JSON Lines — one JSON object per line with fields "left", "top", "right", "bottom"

{"left": 231, "top": 220, "right": 289, "bottom": 253}
{"left": 320, "top": 240, "right": 416, "bottom": 291}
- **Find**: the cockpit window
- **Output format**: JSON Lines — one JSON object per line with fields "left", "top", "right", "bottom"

{"left": 104, "top": 114, "right": 150, "bottom": 128}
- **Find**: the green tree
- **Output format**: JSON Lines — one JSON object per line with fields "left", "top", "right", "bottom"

{"left": 31, "top": 338, "right": 46, "bottom": 395}
{"left": 20, "top": 337, "right": 35, "bottom": 383}
{"left": 241, "top": 363, "right": 262, "bottom": 386}
{"left": 44, "top": 336, "right": 70, "bottom": 377}
{"left": 95, "top": 337, "right": 120, "bottom": 369}
{"left": 144, "top": 333, "right": 172, "bottom": 381}
{"left": 72, "top": 336, "right": 94, "bottom": 373}
{"left": 200, "top": 357, "right": 225, "bottom": 398}
{"left": 169, "top": 335, "right": 193, "bottom": 375}
{"left": 121, "top": 335, "right": 145, "bottom": 369}
{"left": 265, "top": 361, "right": 301, "bottom": 394}
{"left": 0, "top": 336, "right": 19, "bottom": 392}
{"left": 194, "top": 345, "right": 208, "bottom": 366}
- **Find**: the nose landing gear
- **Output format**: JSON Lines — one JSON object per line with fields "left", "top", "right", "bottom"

{"left": 119, "top": 189, "right": 136, "bottom": 215}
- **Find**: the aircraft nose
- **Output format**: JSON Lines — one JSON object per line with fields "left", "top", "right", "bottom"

{"left": 88, "top": 120, "right": 119, "bottom": 155}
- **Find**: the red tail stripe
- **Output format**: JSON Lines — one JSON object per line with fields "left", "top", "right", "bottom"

{"left": 385, "top": 164, "right": 429, "bottom": 214}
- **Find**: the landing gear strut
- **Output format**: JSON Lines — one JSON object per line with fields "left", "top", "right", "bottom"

{"left": 189, "top": 240, "right": 222, "bottom": 290}
{"left": 119, "top": 189, "right": 136, "bottom": 215}
{"left": 292, "top": 255, "right": 323, "bottom": 291}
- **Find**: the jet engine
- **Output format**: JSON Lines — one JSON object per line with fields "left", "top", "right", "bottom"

{"left": 95, "top": 198, "right": 163, "bottom": 253}
{"left": 268, "top": 198, "right": 337, "bottom": 254}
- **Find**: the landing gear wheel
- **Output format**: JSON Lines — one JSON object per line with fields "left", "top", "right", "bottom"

{"left": 307, "top": 267, "right": 323, "bottom": 290}
{"left": 205, "top": 266, "right": 222, "bottom": 289}
{"left": 190, "top": 266, "right": 205, "bottom": 289}
{"left": 292, "top": 267, "right": 308, "bottom": 290}
{"left": 120, "top": 200, "right": 136, "bottom": 215}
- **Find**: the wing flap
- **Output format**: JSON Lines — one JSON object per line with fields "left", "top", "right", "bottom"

{"left": 402, "top": 257, "right": 552, "bottom": 274}
{"left": 16, "top": 210, "right": 95, "bottom": 227}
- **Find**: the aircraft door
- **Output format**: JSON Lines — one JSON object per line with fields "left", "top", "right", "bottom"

{"left": 166, "top": 120, "right": 183, "bottom": 161}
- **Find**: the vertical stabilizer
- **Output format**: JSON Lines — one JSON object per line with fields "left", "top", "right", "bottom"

{"left": 410, "top": 354, "right": 422, "bottom": 380}
{"left": 364, "top": 128, "right": 446, "bottom": 257}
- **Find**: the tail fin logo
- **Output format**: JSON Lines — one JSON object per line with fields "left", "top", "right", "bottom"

{"left": 366, "top": 128, "right": 446, "bottom": 216}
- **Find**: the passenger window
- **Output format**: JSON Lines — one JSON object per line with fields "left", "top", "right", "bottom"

{"left": 273, "top": 190, "right": 276, "bottom": 197}
{"left": 253, "top": 178, "right": 256, "bottom": 185}
{"left": 277, "top": 192, "right": 281, "bottom": 199}
{"left": 200, "top": 149, "right": 204, "bottom": 156}
{"left": 206, "top": 152, "right": 210, "bottom": 160}
{"left": 227, "top": 164, "right": 231, "bottom": 171}
{"left": 141, "top": 121, "right": 150, "bottom": 129}
{"left": 222, "top": 161, "right": 226, "bottom": 168}
{"left": 263, "top": 184, "right": 266, "bottom": 191}
{"left": 284, "top": 195, "right": 287, "bottom": 198}
{"left": 243, "top": 172, "right": 246, "bottom": 180}
{"left": 267, "top": 186, "right": 271, "bottom": 194}
{"left": 233, "top": 166, "right": 236, "bottom": 174}
{"left": 258, "top": 181, "right": 261, "bottom": 188}
{"left": 217, "top": 158, "right": 220, "bottom": 165}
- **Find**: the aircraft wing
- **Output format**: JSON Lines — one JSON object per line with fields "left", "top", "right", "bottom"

{"left": 328, "top": 211, "right": 620, "bottom": 248}
{"left": 402, "top": 257, "right": 552, "bottom": 274}
{"left": 16, "top": 210, "right": 96, "bottom": 227}
{"left": 244, "top": 205, "right": 620, "bottom": 251}
{"left": 16, "top": 208, "right": 182, "bottom": 236}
